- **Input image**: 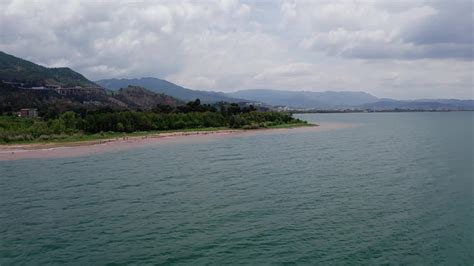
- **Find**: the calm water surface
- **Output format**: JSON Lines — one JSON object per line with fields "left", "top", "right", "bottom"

{"left": 1, "top": 112, "right": 473, "bottom": 264}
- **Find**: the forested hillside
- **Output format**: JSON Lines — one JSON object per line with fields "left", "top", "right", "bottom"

{"left": 0, "top": 51, "right": 97, "bottom": 87}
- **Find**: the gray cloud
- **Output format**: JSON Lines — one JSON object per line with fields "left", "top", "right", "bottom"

{"left": 338, "top": 42, "right": 473, "bottom": 60}
{"left": 0, "top": 0, "right": 472, "bottom": 99}
{"left": 289, "top": 0, "right": 473, "bottom": 60}
{"left": 405, "top": 0, "right": 473, "bottom": 45}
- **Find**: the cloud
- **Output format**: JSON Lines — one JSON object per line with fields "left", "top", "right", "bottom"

{"left": 0, "top": 0, "right": 472, "bottom": 99}
{"left": 404, "top": 0, "right": 473, "bottom": 45}
{"left": 253, "top": 63, "right": 315, "bottom": 81}
{"left": 283, "top": 0, "right": 472, "bottom": 60}
{"left": 0, "top": 0, "right": 254, "bottom": 78}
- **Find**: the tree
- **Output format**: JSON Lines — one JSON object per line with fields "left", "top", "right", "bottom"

{"left": 153, "top": 104, "right": 174, "bottom": 113}
{"left": 60, "top": 111, "right": 77, "bottom": 130}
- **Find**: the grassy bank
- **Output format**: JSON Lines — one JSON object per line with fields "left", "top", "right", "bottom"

{"left": 0, "top": 123, "right": 313, "bottom": 145}
{"left": 2, "top": 99, "right": 314, "bottom": 144}
{"left": 0, "top": 121, "right": 313, "bottom": 145}
{"left": 6, "top": 127, "right": 231, "bottom": 145}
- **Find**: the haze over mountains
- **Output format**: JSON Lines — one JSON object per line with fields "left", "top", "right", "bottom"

{"left": 98, "top": 78, "right": 474, "bottom": 111}
{"left": 228, "top": 89, "right": 474, "bottom": 111}
{"left": 1, "top": 51, "right": 473, "bottom": 111}
{"left": 96, "top": 77, "right": 243, "bottom": 104}
{"left": 228, "top": 89, "right": 379, "bottom": 109}
{"left": 359, "top": 99, "right": 474, "bottom": 111}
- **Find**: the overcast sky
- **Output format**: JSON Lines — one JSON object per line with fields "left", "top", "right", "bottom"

{"left": 0, "top": 0, "right": 472, "bottom": 99}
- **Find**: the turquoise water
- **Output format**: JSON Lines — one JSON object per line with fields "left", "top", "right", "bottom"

{"left": 1, "top": 112, "right": 472, "bottom": 264}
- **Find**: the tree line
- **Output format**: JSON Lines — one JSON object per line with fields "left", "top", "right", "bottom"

{"left": 0, "top": 99, "right": 306, "bottom": 143}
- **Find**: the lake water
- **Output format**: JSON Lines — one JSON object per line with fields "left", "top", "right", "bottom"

{"left": 1, "top": 112, "right": 472, "bottom": 264}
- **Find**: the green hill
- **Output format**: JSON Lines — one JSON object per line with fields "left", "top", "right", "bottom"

{"left": 0, "top": 51, "right": 97, "bottom": 87}
{"left": 0, "top": 83, "right": 184, "bottom": 113}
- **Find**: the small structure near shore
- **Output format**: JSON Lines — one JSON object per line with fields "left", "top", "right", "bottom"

{"left": 19, "top": 108, "right": 38, "bottom": 118}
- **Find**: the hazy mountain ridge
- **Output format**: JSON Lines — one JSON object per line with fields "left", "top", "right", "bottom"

{"left": 228, "top": 89, "right": 379, "bottom": 108}
{"left": 228, "top": 89, "right": 474, "bottom": 110}
{"left": 361, "top": 99, "right": 474, "bottom": 111}
{"left": 96, "top": 77, "right": 247, "bottom": 103}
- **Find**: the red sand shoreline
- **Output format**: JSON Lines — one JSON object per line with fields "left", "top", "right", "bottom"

{"left": 0, "top": 123, "right": 356, "bottom": 161}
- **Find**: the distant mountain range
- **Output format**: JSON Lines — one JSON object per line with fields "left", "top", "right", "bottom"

{"left": 96, "top": 77, "right": 246, "bottom": 104}
{"left": 360, "top": 99, "right": 474, "bottom": 111}
{"left": 228, "top": 89, "right": 379, "bottom": 109}
{"left": 228, "top": 89, "right": 474, "bottom": 111}
{"left": 1, "top": 51, "right": 472, "bottom": 111}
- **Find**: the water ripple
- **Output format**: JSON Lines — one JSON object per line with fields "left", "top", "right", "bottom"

{"left": 0, "top": 112, "right": 472, "bottom": 264}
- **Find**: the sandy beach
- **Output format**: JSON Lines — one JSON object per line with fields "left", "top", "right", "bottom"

{"left": 0, "top": 123, "right": 356, "bottom": 161}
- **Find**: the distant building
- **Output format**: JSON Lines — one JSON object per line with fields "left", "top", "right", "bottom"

{"left": 55, "top": 86, "right": 82, "bottom": 95}
{"left": 45, "top": 84, "right": 61, "bottom": 90}
{"left": 276, "top": 106, "right": 291, "bottom": 111}
{"left": 55, "top": 86, "right": 105, "bottom": 95}
{"left": 19, "top": 108, "right": 38, "bottom": 118}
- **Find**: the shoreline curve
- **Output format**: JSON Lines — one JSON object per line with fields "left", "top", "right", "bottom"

{"left": 0, "top": 123, "right": 357, "bottom": 161}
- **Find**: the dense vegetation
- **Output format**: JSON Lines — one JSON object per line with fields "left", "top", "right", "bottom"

{"left": 0, "top": 99, "right": 307, "bottom": 143}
